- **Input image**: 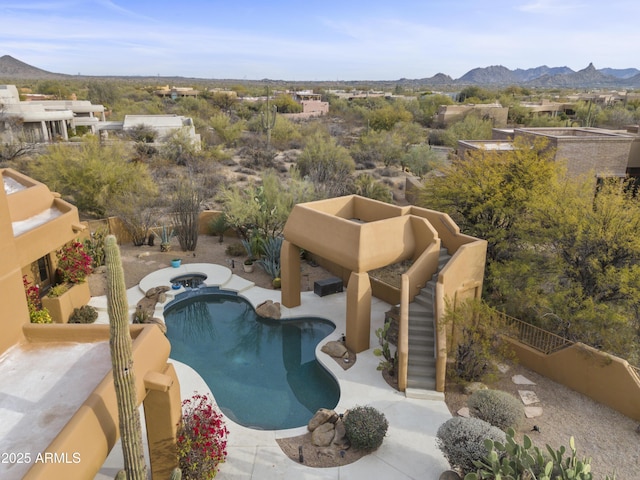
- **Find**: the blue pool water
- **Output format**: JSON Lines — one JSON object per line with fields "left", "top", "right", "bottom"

{"left": 164, "top": 289, "right": 340, "bottom": 430}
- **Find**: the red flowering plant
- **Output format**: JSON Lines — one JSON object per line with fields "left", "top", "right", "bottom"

{"left": 23, "top": 275, "right": 52, "bottom": 323}
{"left": 56, "top": 240, "right": 93, "bottom": 284}
{"left": 177, "top": 393, "right": 229, "bottom": 480}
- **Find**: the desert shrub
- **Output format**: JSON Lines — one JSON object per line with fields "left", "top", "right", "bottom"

{"left": 69, "top": 305, "right": 98, "bottom": 324}
{"left": 443, "top": 299, "right": 516, "bottom": 383}
{"left": 436, "top": 417, "right": 506, "bottom": 475}
{"left": 225, "top": 242, "right": 246, "bottom": 257}
{"left": 343, "top": 405, "right": 388, "bottom": 451}
{"left": 468, "top": 389, "right": 524, "bottom": 431}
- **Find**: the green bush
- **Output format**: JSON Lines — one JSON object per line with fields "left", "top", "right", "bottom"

{"left": 343, "top": 405, "right": 388, "bottom": 451}
{"left": 436, "top": 417, "right": 506, "bottom": 475}
{"left": 468, "top": 389, "right": 524, "bottom": 431}
{"left": 69, "top": 305, "right": 98, "bottom": 324}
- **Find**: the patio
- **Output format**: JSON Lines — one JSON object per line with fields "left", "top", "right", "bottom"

{"left": 91, "top": 264, "right": 452, "bottom": 479}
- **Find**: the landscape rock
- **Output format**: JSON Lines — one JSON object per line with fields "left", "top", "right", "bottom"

{"left": 321, "top": 341, "right": 349, "bottom": 359}
{"left": 332, "top": 419, "right": 348, "bottom": 446}
{"left": 439, "top": 471, "right": 462, "bottom": 480}
{"left": 512, "top": 374, "right": 536, "bottom": 385}
{"left": 519, "top": 390, "right": 540, "bottom": 405}
{"left": 308, "top": 408, "right": 338, "bottom": 431}
{"left": 457, "top": 407, "right": 470, "bottom": 418}
{"left": 146, "top": 285, "right": 170, "bottom": 298}
{"left": 255, "top": 300, "right": 281, "bottom": 319}
{"left": 524, "top": 406, "right": 544, "bottom": 418}
{"left": 311, "top": 422, "right": 335, "bottom": 447}
{"left": 464, "top": 382, "right": 488, "bottom": 395}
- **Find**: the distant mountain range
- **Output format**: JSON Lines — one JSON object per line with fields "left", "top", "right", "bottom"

{"left": 1, "top": 54, "right": 639, "bottom": 88}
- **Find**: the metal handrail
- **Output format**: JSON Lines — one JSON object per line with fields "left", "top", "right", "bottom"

{"left": 494, "top": 310, "right": 574, "bottom": 354}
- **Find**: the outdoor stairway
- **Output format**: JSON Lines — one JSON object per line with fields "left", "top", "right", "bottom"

{"left": 405, "top": 247, "right": 451, "bottom": 399}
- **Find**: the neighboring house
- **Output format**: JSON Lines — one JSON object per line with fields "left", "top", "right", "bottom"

{"left": 0, "top": 168, "right": 181, "bottom": 479}
{"left": 0, "top": 85, "right": 106, "bottom": 142}
{"left": 154, "top": 85, "right": 199, "bottom": 99}
{"left": 435, "top": 103, "right": 509, "bottom": 127}
{"left": 291, "top": 90, "right": 329, "bottom": 116}
{"left": 458, "top": 126, "right": 640, "bottom": 179}
{"left": 120, "top": 114, "right": 201, "bottom": 149}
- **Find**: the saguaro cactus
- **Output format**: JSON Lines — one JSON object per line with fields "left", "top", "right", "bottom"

{"left": 105, "top": 234, "right": 148, "bottom": 480}
{"left": 261, "top": 87, "right": 277, "bottom": 149}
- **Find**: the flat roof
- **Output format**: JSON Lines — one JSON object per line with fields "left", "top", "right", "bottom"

{"left": 0, "top": 341, "right": 111, "bottom": 480}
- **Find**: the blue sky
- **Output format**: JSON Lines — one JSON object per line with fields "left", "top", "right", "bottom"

{"left": 0, "top": 0, "right": 637, "bottom": 81}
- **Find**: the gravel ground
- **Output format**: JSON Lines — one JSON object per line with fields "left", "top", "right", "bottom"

{"left": 444, "top": 362, "right": 639, "bottom": 479}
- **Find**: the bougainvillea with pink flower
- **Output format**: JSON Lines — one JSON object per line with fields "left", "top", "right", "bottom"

{"left": 177, "top": 393, "right": 228, "bottom": 480}
{"left": 23, "top": 275, "right": 52, "bottom": 323}
{"left": 56, "top": 240, "right": 93, "bottom": 283}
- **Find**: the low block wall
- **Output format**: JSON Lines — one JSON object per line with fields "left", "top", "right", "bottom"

{"left": 506, "top": 338, "right": 640, "bottom": 421}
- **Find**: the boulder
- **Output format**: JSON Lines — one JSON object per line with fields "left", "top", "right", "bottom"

{"left": 332, "top": 418, "right": 348, "bottom": 447}
{"left": 464, "top": 382, "right": 488, "bottom": 395}
{"left": 321, "top": 341, "right": 349, "bottom": 359}
{"left": 308, "top": 408, "right": 338, "bottom": 431}
{"left": 255, "top": 300, "right": 281, "bottom": 319}
{"left": 311, "top": 422, "right": 335, "bottom": 447}
{"left": 146, "top": 285, "right": 170, "bottom": 298}
{"left": 439, "top": 471, "right": 462, "bottom": 480}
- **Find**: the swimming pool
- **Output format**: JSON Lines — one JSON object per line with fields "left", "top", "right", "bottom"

{"left": 164, "top": 289, "right": 340, "bottom": 430}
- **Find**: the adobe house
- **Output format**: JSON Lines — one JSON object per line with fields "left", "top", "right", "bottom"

{"left": 458, "top": 127, "right": 640, "bottom": 180}
{"left": 0, "top": 168, "right": 181, "bottom": 479}
{"left": 435, "top": 103, "right": 509, "bottom": 127}
{"left": 281, "top": 195, "right": 487, "bottom": 394}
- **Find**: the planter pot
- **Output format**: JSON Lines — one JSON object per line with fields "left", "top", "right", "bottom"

{"left": 171, "top": 259, "right": 181, "bottom": 268}
{"left": 42, "top": 281, "right": 91, "bottom": 324}
{"left": 243, "top": 263, "right": 254, "bottom": 273}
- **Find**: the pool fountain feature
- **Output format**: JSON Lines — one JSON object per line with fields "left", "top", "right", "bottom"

{"left": 170, "top": 273, "right": 207, "bottom": 289}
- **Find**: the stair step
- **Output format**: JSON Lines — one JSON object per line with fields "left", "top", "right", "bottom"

{"left": 408, "top": 360, "right": 436, "bottom": 375}
{"left": 408, "top": 322, "right": 434, "bottom": 334}
{"left": 408, "top": 302, "right": 430, "bottom": 314}
{"left": 408, "top": 353, "right": 436, "bottom": 368}
{"left": 405, "top": 387, "right": 445, "bottom": 400}
{"left": 406, "top": 375, "right": 437, "bottom": 390}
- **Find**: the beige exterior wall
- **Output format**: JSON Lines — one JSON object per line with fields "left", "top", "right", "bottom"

{"left": 0, "top": 169, "right": 181, "bottom": 479}
{"left": 281, "top": 195, "right": 487, "bottom": 393}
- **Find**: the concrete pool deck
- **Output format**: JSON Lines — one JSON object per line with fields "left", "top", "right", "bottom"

{"left": 92, "top": 264, "right": 452, "bottom": 479}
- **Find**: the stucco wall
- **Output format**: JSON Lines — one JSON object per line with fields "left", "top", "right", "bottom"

{"left": 506, "top": 339, "right": 640, "bottom": 421}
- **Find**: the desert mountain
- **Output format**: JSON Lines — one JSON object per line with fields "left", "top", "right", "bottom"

{"left": 0, "top": 55, "right": 69, "bottom": 79}
{"left": 1, "top": 54, "right": 639, "bottom": 88}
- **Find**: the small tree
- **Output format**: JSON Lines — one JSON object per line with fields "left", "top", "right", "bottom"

{"left": 443, "top": 299, "right": 516, "bottom": 384}
{"left": 173, "top": 179, "right": 202, "bottom": 251}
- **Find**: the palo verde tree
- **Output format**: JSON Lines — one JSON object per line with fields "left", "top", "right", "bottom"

{"left": 495, "top": 175, "right": 640, "bottom": 363}
{"left": 27, "top": 137, "right": 157, "bottom": 217}
{"left": 419, "top": 136, "right": 558, "bottom": 267}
